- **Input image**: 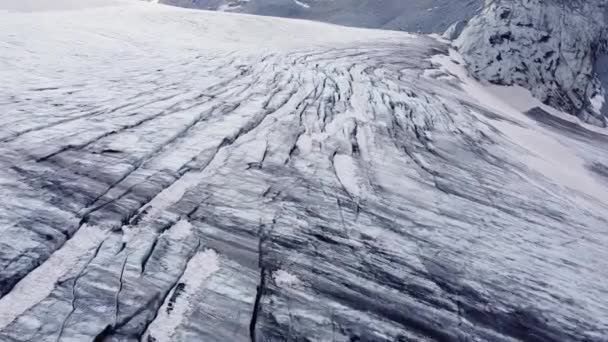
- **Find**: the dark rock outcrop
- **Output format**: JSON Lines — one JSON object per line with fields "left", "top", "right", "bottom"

{"left": 457, "top": 0, "right": 608, "bottom": 126}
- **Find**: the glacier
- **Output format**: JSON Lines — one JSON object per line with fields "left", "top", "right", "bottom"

{"left": 156, "top": 0, "right": 608, "bottom": 127}
{"left": 0, "top": 0, "right": 608, "bottom": 341}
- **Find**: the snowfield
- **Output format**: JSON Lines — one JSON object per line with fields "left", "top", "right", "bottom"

{"left": 1, "top": 1, "right": 607, "bottom": 341}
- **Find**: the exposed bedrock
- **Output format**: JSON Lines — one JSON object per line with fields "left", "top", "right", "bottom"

{"left": 456, "top": 0, "right": 608, "bottom": 126}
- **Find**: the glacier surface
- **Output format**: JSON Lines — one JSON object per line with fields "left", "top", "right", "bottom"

{"left": 1, "top": 1, "right": 608, "bottom": 341}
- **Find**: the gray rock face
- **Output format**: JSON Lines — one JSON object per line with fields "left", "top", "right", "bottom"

{"left": 456, "top": 0, "right": 608, "bottom": 126}
{"left": 1, "top": 2, "right": 608, "bottom": 341}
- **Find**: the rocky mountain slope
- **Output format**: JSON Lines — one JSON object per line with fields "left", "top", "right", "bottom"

{"left": 1, "top": 0, "right": 608, "bottom": 341}
{"left": 159, "top": 0, "right": 483, "bottom": 32}
{"left": 456, "top": 0, "right": 608, "bottom": 127}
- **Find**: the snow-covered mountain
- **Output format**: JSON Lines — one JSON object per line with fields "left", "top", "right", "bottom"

{"left": 1, "top": 0, "right": 608, "bottom": 341}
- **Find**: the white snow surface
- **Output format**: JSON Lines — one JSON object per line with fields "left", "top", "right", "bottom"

{"left": 273, "top": 269, "right": 302, "bottom": 288}
{"left": 143, "top": 249, "right": 220, "bottom": 342}
{"left": 0, "top": 0, "right": 127, "bottom": 12}
{"left": 430, "top": 51, "right": 608, "bottom": 203}
{"left": 0, "top": 0, "right": 410, "bottom": 85}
